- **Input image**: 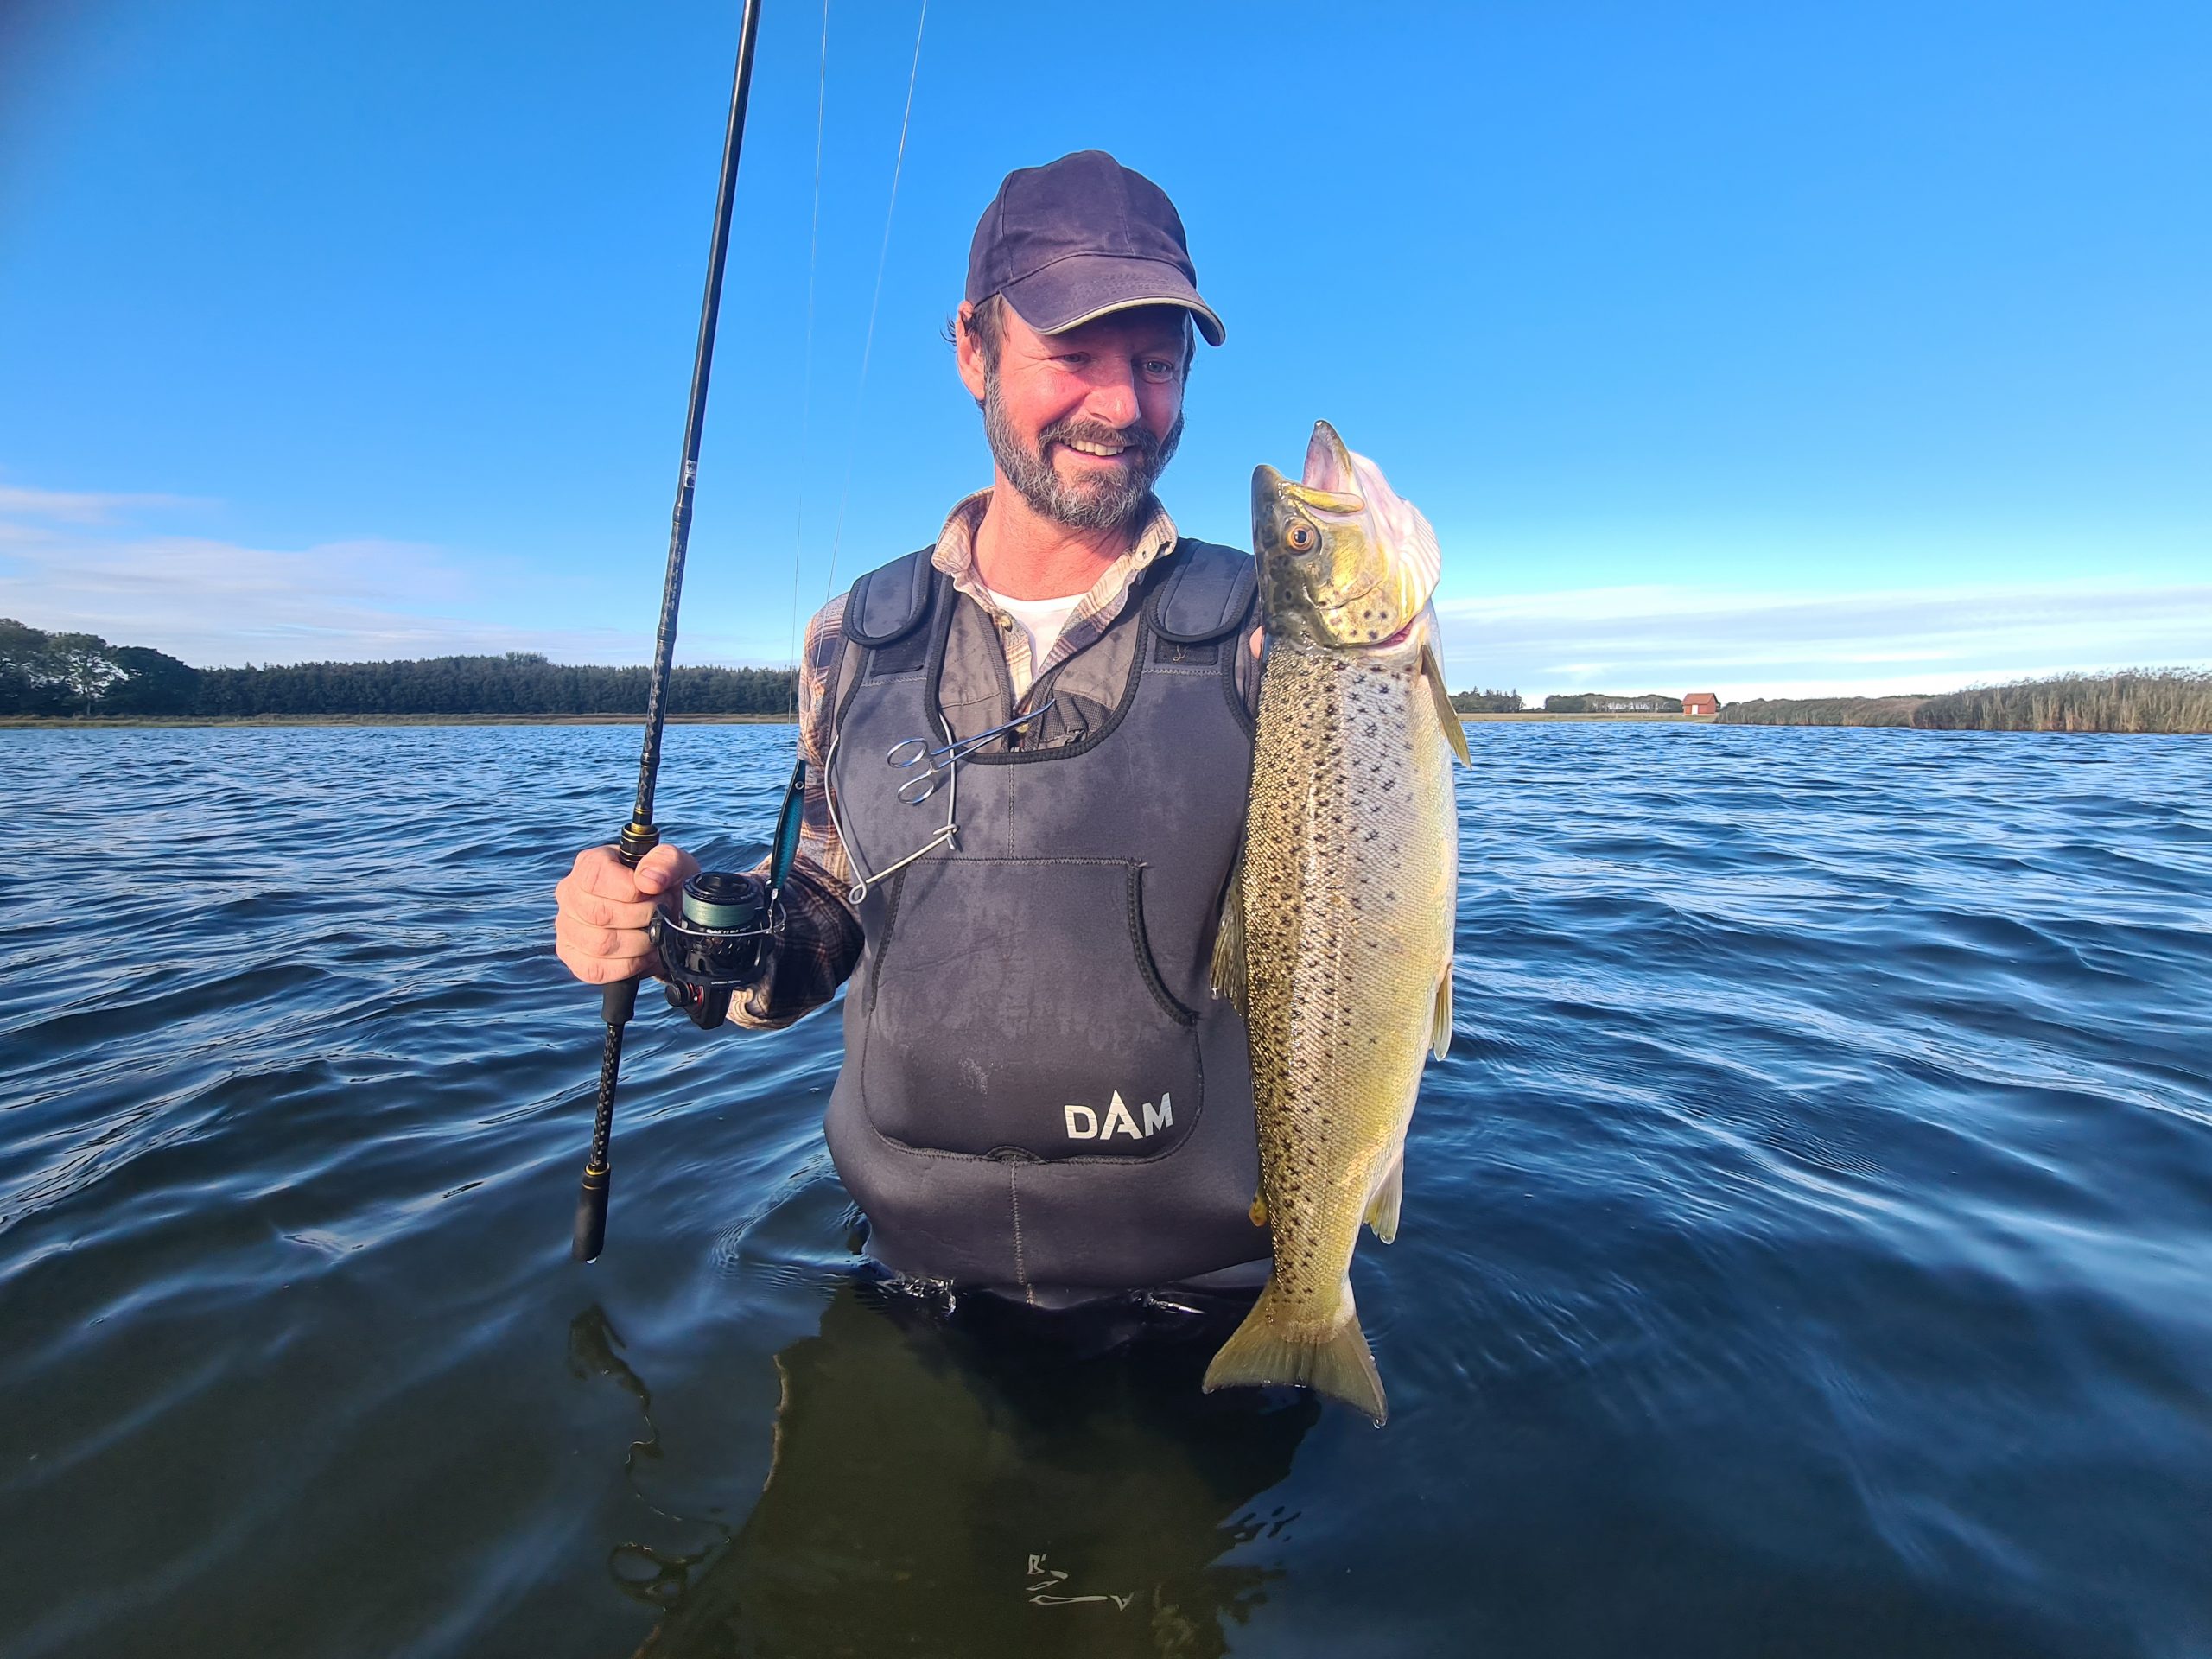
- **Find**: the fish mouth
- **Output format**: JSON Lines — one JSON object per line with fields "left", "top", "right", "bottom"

{"left": 1303, "top": 420, "right": 1357, "bottom": 494}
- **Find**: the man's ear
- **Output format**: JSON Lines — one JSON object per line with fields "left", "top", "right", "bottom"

{"left": 953, "top": 303, "right": 988, "bottom": 405}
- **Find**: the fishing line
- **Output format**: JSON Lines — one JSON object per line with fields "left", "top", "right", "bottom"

{"left": 823, "top": 0, "right": 928, "bottom": 605}
{"left": 786, "top": 0, "right": 830, "bottom": 715}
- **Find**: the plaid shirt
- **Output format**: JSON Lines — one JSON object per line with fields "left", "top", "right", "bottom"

{"left": 732, "top": 489, "right": 1249, "bottom": 1029}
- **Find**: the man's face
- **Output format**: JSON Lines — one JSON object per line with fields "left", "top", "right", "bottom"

{"left": 959, "top": 304, "right": 1188, "bottom": 531}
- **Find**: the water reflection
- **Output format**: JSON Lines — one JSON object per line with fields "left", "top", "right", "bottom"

{"left": 617, "top": 1279, "right": 1316, "bottom": 1658}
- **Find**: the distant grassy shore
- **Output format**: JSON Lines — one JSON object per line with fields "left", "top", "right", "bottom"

{"left": 1719, "top": 671, "right": 2211, "bottom": 733}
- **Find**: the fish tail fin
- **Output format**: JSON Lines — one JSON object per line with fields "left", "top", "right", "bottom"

{"left": 1202, "top": 1275, "right": 1388, "bottom": 1425}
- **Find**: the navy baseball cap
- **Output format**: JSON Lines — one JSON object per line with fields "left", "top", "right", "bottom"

{"left": 965, "top": 150, "right": 1225, "bottom": 347}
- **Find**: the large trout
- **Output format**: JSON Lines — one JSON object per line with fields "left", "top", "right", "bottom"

{"left": 1204, "top": 421, "right": 1469, "bottom": 1424}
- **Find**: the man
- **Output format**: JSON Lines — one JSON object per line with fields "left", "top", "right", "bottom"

{"left": 554, "top": 150, "right": 1265, "bottom": 1308}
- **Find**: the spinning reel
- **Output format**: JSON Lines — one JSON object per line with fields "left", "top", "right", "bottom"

{"left": 646, "top": 758, "right": 806, "bottom": 1031}
{"left": 650, "top": 868, "right": 781, "bottom": 1029}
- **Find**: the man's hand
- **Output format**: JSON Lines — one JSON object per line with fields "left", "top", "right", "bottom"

{"left": 554, "top": 843, "right": 702, "bottom": 986}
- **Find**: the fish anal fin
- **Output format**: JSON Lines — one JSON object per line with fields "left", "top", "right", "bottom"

{"left": 1431, "top": 967, "right": 1453, "bottom": 1061}
{"left": 1363, "top": 1151, "right": 1404, "bottom": 1244}
{"left": 1421, "top": 639, "right": 1473, "bottom": 765}
{"left": 1202, "top": 1276, "right": 1387, "bottom": 1425}
{"left": 1210, "top": 851, "right": 1249, "bottom": 1018}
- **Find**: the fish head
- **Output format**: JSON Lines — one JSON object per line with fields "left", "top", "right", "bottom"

{"left": 1251, "top": 420, "right": 1441, "bottom": 649}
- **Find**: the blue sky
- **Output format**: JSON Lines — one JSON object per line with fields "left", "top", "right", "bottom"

{"left": 2, "top": 0, "right": 2206, "bottom": 701}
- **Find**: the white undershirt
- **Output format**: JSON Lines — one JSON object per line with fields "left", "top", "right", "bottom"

{"left": 980, "top": 583, "right": 1086, "bottom": 671}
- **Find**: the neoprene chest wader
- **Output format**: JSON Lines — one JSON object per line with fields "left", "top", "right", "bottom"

{"left": 823, "top": 538, "right": 1267, "bottom": 1300}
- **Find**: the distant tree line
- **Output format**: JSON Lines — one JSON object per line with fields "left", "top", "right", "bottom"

{"left": 1543, "top": 692, "right": 1683, "bottom": 714}
{"left": 0, "top": 620, "right": 798, "bottom": 717}
{"left": 1717, "top": 672, "right": 2211, "bottom": 733}
{"left": 1449, "top": 687, "right": 1524, "bottom": 713}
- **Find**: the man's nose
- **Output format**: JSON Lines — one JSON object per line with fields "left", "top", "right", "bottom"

{"left": 1084, "top": 364, "right": 1139, "bottom": 429}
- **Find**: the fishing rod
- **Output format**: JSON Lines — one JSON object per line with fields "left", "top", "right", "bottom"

{"left": 572, "top": 0, "right": 773, "bottom": 1263}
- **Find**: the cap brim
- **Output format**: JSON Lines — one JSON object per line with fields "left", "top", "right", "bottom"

{"left": 1000, "top": 253, "right": 1226, "bottom": 346}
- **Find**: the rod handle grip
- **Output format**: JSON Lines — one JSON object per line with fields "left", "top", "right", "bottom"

{"left": 601, "top": 977, "right": 640, "bottom": 1026}
{"left": 572, "top": 1165, "right": 610, "bottom": 1262}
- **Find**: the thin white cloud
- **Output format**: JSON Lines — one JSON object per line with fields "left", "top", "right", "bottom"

{"left": 1433, "top": 579, "right": 2212, "bottom": 701}
{"left": 0, "top": 486, "right": 679, "bottom": 664}
{"left": 1, "top": 480, "right": 804, "bottom": 666}
{"left": 0, "top": 484, "right": 207, "bottom": 523}
{"left": 2, "top": 536, "right": 658, "bottom": 664}
{"left": 8, "top": 479, "right": 2206, "bottom": 692}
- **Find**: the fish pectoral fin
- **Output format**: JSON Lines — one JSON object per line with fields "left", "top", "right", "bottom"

{"left": 1210, "top": 850, "right": 1250, "bottom": 1018}
{"left": 1363, "top": 1152, "right": 1404, "bottom": 1244}
{"left": 1421, "top": 639, "right": 1473, "bottom": 766}
{"left": 1430, "top": 967, "right": 1453, "bottom": 1061}
{"left": 1249, "top": 1192, "right": 1268, "bottom": 1228}
{"left": 1202, "top": 1276, "right": 1388, "bottom": 1426}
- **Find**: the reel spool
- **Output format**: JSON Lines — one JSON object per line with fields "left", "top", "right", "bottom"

{"left": 651, "top": 870, "right": 779, "bottom": 1029}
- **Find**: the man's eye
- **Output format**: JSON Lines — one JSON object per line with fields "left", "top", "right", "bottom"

{"left": 1142, "top": 359, "right": 1177, "bottom": 377}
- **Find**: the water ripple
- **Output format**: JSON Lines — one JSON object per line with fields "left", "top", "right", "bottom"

{"left": 0, "top": 722, "right": 2208, "bottom": 1657}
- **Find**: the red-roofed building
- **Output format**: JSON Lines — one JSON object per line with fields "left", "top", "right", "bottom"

{"left": 1683, "top": 691, "right": 1719, "bottom": 716}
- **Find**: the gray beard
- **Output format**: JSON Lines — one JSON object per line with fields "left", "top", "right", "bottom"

{"left": 982, "top": 372, "right": 1183, "bottom": 532}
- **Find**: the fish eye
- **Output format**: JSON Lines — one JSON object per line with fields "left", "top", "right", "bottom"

{"left": 1285, "top": 521, "right": 1319, "bottom": 554}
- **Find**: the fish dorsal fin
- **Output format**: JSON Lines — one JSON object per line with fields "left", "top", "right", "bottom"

{"left": 1210, "top": 850, "right": 1249, "bottom": 1019}
{"left": 1421, "top": 635, "right": 1472, "bottom": 766}
{"left": 1344, "top": 449, "right": 1441, "bottom": 612}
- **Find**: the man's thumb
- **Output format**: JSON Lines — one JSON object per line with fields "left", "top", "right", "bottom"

{"left": 633, "top": 847, "right": 687, "bottom": 896}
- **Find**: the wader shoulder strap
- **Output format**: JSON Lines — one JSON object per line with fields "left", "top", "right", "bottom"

{"left": 1146, "top": 538, "right": 1257, "bottom": 644}
{"left": 834, "top": 549, "right": 941, "bottom": 725}
{"left": 844, "top": 547, "right": 937, "bottom": 647}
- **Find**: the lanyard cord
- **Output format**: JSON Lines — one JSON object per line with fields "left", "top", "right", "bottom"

{"left": 822, "top": 702, "right": 959, "bottom": 905}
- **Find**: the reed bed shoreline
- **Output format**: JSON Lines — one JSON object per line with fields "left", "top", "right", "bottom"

{"left": 1720, "top": 671, "right": 2212, "bottom": 734}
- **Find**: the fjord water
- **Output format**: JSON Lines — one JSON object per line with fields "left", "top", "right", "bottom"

{"left": 2, "top": 723, "right": 2207, "bottom": 1658}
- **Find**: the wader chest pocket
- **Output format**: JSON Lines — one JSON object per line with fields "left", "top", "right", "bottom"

{"left": 857, "top": 857, "right": 1202, "bottom": 1161}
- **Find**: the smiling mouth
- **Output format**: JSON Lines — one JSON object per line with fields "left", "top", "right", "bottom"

{"left": 1058, "top": 438, "right": 1134, "bottom": 461}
